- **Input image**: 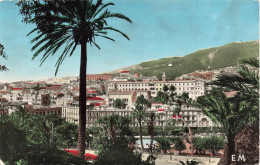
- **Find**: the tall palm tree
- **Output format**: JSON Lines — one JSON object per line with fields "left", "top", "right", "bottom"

{"left": 208, "top": 57, "right": 259, "bottom": 164}
{"left": 132, "top": 95, "right": 150, "bottom": 152}
{"left": 18, "top": 0, "right": 132, "bottom": 158}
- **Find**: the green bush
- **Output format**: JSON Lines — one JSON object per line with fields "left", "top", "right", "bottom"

{"left": 193, "top": 136, "right": 225, "bottom": 155}
{"left": 0, "top": 121, "right": 27, "bottom": 164}
{"left": 94, "top": 144, "right": 143, "bottom": 165}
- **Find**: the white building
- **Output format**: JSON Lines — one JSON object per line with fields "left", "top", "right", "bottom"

{"left": 108, "top": 79, "right": 206, "bottom": 99}
{"left": 62, "top": 105, "right": 215, "bottom": 128}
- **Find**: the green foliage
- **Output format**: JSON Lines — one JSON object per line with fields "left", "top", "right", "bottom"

{"left": 97, "top": 114, "right": 136, "bottom": 148}
{"left": 114, "top": 98, "right": 125, "bottom": 109}
{"left": 55, "top": 122, "right": 78, "bottom": 146}
{"left": 0, "top": 43, "right": 8, "bottom": 71}
{"left": 193, "top": 137, "right": 207, "bottom": 155}
{"left": 154, "top": 137, "right": 172, "bottom": 153}
{"left": 195, "top": 57, "right": 259, "bottom": 164}
{"left": 195, "top": 88, "right": 258, "bottom": 140}
{"left": 94, "top": 145, "right": 143, "bottom": 165}
{"left": 173, "top": 107, "right": 181, "bottom": 114}
{"left": 0, "top": 111, "right": 86, "bottom": 165}
{"left": 131, "top": 126, "right": 148, "bottom": 136}
{"left": 169, "top": 85, "right": 176, "bottom": 92}
{"left": 133, "top": 95, "right": 151, "bottom": 151}
{"left": 205, "top": 136, "right": 225, "bottom": 155}
{"left": 174, "top": 138, "right": 186, "bottom": 154}
{"left": 130, "top": 41, "right": 258, "bottom": 80}
{"left": 153, "top": 91, "right": 169, "bottom": 104}
{"left": 193, "top": 136, "right": 225, "bottom": 155}
{"left": 135, "top": 94, "right": 151, "bottom": 108}
{"left": 18, "top": 0, "right": 132, "bottom": 75}
{"left": 0, "top": 121, "right": 27, "bottom": 164}
{"left": 163, "top": 84, "right": 169, "bottom": 92}
{"left": 24, "top": 145, "right": 87, "bottom": 165}
{"left": 94, "top": 114, "right": 151, "bottom": 165}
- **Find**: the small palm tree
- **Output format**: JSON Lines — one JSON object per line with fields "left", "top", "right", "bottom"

{"left": 18, "top": 0, "right": 132, "bottom": 158}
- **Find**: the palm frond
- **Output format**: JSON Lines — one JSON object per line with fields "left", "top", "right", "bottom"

{"left": 103, "top": 27, "right": 130, "bottom": 40}
{"left": 239, "top": 57, "right": 259, "bottom": 68}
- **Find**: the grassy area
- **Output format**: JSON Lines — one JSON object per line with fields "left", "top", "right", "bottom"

{"left": 129, "top": 41, "right": 259, "bottom": 80}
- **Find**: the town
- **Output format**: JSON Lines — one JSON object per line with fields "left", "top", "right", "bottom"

{"left": 0, "top": 0, "right": 258, "bottom": 165}
{"left": 0, "top": 68, "right": 238, "bottom": 128}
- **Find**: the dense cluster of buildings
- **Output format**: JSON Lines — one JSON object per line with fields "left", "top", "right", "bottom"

{"left": 0, "top": 72, "right": 216, "bottom": 128}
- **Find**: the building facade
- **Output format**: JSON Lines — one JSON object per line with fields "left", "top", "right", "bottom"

{"left": 62, "top": 105, "right": 214, "bottom": 128}
{"left": 86, "top": 74, "right": 113, "bottom": 81}
{"left": 108, "top": 79, "right": 206, "bottom": 99}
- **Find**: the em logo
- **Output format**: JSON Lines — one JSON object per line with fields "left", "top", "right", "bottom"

{"left": 232, "top": 154, "right": 246, "bottom": 162}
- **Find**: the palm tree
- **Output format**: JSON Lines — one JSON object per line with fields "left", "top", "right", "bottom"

{"left": 132, "top": 95, "right": 150, "bottom": 152}
{"left": 194, "top": 88, "right": 257, "bottom": 164}
{"left": 212, "top": 57, "right": 259, "bottom": 93}
{"left": 0, "top": 43, "right": 8, "bottom": 71}
{"left": 207, "top": 57, "right": 259, "bottom": 164}
{"left": 18, "top": 0, "right": 132, "bottom": 158}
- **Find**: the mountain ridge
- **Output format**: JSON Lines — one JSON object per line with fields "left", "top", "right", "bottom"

{"left": 105, "top": 40, "right": 259, "bottom": 80}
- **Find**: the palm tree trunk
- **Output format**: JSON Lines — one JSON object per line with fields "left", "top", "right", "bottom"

{"left": 226, "top": 137, "right": 235, "bottom": 165}
{"left": 78, "top": 42, "right": 87, "bottom": 159}
{"left": 139, "top": 118, "right": 144, "bottom": 152}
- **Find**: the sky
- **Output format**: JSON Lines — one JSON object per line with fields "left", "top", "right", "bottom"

{"left": 0, "top": 0, "right": 259, "bottom": 82}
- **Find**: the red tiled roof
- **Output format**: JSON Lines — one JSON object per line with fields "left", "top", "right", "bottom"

{"left": 158, "top": 109, "right": 164, "bottom": 111}
{"left": 120, "top": 71, "right": 129, "bottom": 73}
{"left": 86, "top": 97, "right": 104, "bottom": 101}
{"left": 13, "top": 88, "right": 22, "bottom": 90}
{"left": 87, "top": 91, "right": 97, "bottom": 94}
{"left": 51, "top": 85, "right": 62, "bottom": 87}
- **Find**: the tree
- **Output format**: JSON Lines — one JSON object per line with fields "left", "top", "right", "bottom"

{"left": 0, "top": 121, "right": 27, "bottom": 164}
{"left": 94, "top": 114, "right": 146, "bottom": 165}
{"left": 147, "top": 112, "right": 156, "bottom": 154}
{"left": 193, "top": 137, "right": 206, "bottom": 155}
{"left": 133, "top": 95, "right": 150, "bottom": 152}
{"left": 18, "top": 0, "right": 132, "bottom": 158}
{"left": 205, "top": 136, "right": 225, "bottom": 156}
{"left": 0, "top": 112, "right": 87, "bottom": 165}
{"left": 0, "top": 43, "right": 8, "bottom": 71}
{"left": 169, "top": 84, "right": 176, "bottom": 92}
{"left": 207, "top": 57, "right": 259, "bottom": 164}
{"left": 212, "top": 57, "right": 259, "bottom": 94}
{"left": 114, "top": 98, "right": 125, "bottom": 109}
{"left": 174, "top": 138, "right": 186, "bottom": 154}
{"left": 195, "top": 88, "right": 257, "bottom": 164}
{"left": 154, "top": 137, "right": 171, "bottom": 154}
{"left": 153, "top": 91, "right": 169, "bottom": 104}
{"left": 162, "top": 84, "right": 169, "bottom": 93}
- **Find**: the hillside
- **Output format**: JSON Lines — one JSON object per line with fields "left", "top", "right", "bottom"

{"left": 107, "top": 40, "right": 259, "bottom": 80}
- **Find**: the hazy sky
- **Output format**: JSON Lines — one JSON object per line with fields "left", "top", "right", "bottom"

{"left": 0, "top": 0, "right": 258, "bottom": 82}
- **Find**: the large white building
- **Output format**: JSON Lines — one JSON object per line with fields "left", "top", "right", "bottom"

{"left": 108, "top": 79, "right": 206, "bottom": 99}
